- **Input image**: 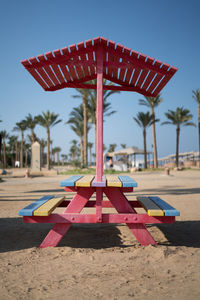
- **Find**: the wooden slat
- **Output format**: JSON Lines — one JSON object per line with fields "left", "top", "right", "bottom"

{"left": 28, "top": 57, "right": 54, "bottom": 88}
{"left": 118, "top": 175, "right": 138, "bottom": 187}
{"left": 60, "top": 175, "right": 83, "bottom": 187}
{"left": 91, "top": 175, "right": 107, "bottom": 187}
{"left": 147, "top": 60, "right": 163, "bottom": 93}
{"left": 101, "top": 37, "right": 108, "bottom": 76}
{"left": 37, "top": 54, "right": 59, "bottom": 86}
{"left": 107, "top": 41, "right": 115, "bottom": 78}
{"left": 18, "top": 195, "right": 54, "bottom": 216}
{"left": 45, "top": 52, "right": 66, "bottom": 84}
{"left": 141, "top": 69, "right": 156, "bottom": 91}
{"left": 123, "top": 47, "right": 133, "bottom": 84}
{"left": 61, "top": 47, "right": 78, "bottom": 81}
{"left": 106, "top": 175, "right": 122, "bottom": 187}
{"left": 33, "top": 196, "right": 65, "bottom": 216}
{"left": 21, "top": 59, "right": 49, "bottom": 90}
{"left": 137, "top": 196, "right": 164, "bottom": 216}
{"left": 53, "top": 50, "right": 71, "bottom": 82}
{"left": 75, "top": 175, "right": 95, "bottom": 187}
{"left": 85, "top": 39, "right": 96, "bottom": 76}
{"left": 69, "top": 44, "right": 84, "bottom": 80}
{"left": 136, "top": 56, "right": 153, "bottom": 89}
{"left": 149, "top": 196, "right": 180, "bottom": 216}
{"left": 77, "top": 42, "right": 90, "bottom": 77}
{"left": 111, "top": 44, "right": 122, "bottom": 80}
{"left": 129, "top": 51, "right": 141, "bottom": 86}
{"left": 153, "top": 66, "right": 177, "bottom": 96}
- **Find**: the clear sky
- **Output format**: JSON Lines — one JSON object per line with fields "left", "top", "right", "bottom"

{"left": 0, "top": 0, "right": 200, "bottom": 159}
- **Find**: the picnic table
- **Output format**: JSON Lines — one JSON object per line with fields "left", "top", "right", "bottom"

{"left": 19, "top": 37, "right": 179, "bottom": 247}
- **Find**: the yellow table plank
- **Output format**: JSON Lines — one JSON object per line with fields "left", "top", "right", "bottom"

{"left": 137, "top": 196, "right": 164, "bottom": 216}
{"left": 106, "top": 175, "right": 122, "bottom": 187}
{"left": 33, "top": 196, "right": 65, "bottom": 216}
{"left": 75, "top": 175, "right": 95, "bottom": 187}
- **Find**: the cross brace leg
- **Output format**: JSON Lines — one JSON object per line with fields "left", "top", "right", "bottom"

{"left": 40, "top": 188, "right": 94, "bottom": 248}
{"left": 104, "top": 188, "right": 157, "bottom": 246}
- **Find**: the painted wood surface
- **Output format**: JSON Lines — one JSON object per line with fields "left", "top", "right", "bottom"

{"left": 21, "top": 37, "right": 177, "bottom": 98}
{"left": 40, "top": 188, "right": 95, "bottom": 248}
{"left": 60, "top": 175, "right": 83, "bottom": 187}
{"left": 149, "top": 196, "right": 180, "bottom": 216}
{"left": 137, "top": 196, "right": 164, "bottom": 216}
{"left": 106, "top": 175, "right": 122, "bottom": 187}
{"left": 118, "top": 176, "right": 138, "bottom": 187}
{"left": 96, "top": 46, "right": 104, "bottom": 182}
{"left": 104, "top": 188, "right": 157, "bottom": 246}
{"left": 75, "top": 175, "right": 94, "bottom": 187}
{"left": 18, "top": 195, "right": 54, "bottom": 216}
{"left": 33, "top": 196, "right": 65, "bottom": 216}
{"left": 91, "top": 175, "right": 106, "bottom": 187}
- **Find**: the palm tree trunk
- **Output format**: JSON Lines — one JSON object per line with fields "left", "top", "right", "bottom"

{"left": 152, "top": 108, "right": 158, "bottom": 168}
{"left": 47, "top": 128, "right": 50, "bottom": 170}
{"left": 15, "top": 142, "right": 18, "bottom": 162}
{"left": 20, "top": 131, "right": 24, "bottom": 168}
{"left": 41, "top": 146, "right": 43, "bottom": 167}
{"left": 143, "top": 129, "right": 147, "bottom": 169}
{"left": 25, "top": 150, "right": 28, "bottom": 167}
{"left": 3, "top": 142, "right": 6, "bottom": 168}
{"left": 83, "top": 96, "right": 88, "bottom": 166}
{"left": 80, "top": 138, "right": 84, "bottom": 165}
{"left": 89, "top": 147, "right": 92, "bottom": 166}
{"left": 176, "top": 126, "right": 180, "bottom": 167}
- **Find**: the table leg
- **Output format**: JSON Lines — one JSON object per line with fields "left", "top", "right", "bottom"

{"left": 104, "top": 188, "right": 157, "bottom": 246}
{"left": 40, "top": 188, "right": 94, "bottom": 248}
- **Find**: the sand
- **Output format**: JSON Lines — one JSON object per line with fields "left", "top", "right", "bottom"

{"left": 0, "top": 170, "right": 200, "bottom": 300}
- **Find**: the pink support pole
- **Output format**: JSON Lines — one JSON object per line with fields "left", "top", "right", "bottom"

{"left": 96, "top": 46, "right": 104, "bottom": 182}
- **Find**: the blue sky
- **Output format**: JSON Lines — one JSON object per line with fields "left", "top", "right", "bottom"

{"left": 0, "top": 0, "right": 200, "bottom": 158}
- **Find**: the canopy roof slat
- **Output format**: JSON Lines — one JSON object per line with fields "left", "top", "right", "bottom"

{"left": 21, "top": 37, "right": 177, "bottom": 96}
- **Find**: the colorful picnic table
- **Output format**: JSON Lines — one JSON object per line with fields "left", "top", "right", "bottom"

{"left": 19, "top": 37, "right": 179, "bottom": 248}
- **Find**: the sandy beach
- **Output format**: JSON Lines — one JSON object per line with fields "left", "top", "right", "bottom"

{"left": 0, "top": 170, "right": 200, "bottom": 300}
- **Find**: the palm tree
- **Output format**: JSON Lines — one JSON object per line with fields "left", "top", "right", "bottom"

{"left": 69, "top": 140, "right": 79, "bottom": 162}
{"left": 87, "top": 79, "right": 118, "bottom": 151}
{"left": 8, "top": 135, "right": 18, "bottom": 167}
{"left": 0, "top": 130, "right": 9, "bottom": 168}
{"left": 25, "top": 113, "right": 37, "bottom": 143}
{"left": 139, "top": 94, "right": 163, "bottom": 168}
{"left": 192, "top": 89, "right": 200, "bottom": 167}
{"left": 24, "top": 142, "right": 31, "bottom": 167}
{"left": 108, "top": 143, "right": 117, "bottom": 153}
{"left": 72, "top": 89, "right": 91, "bottom": 166}
{"left": 53, "top": 146, "right": 61, "bottom": 165}
{"left": 121, "top": 144, "right": 126, "bottom": 149}
{"left": 38, "top": 138, "right": 46, "bottom": 167}
{"left": 13, "top": 120, "right": 27, "bottom": 168}
{"left": 87, "top": 142, "right": 93, "bottom": 166}
{"left": 133, "top": 112, "right": 156, "bottom": 169}
{"left": 162, "top": 107, "right": 195, "bottom": 167}
{"left": 67, "top": 105, "right": 91, "bottom": 166}
{"left": 61, "top": 154, "right": 68, "bottom": 165}
{"left": 36, "top": 111, "right": 62, "bottom": 170}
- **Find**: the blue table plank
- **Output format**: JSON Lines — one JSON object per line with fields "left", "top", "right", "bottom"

{"left": 149, "top": 196, "right": 180, "bottom": 216}
{"left": 118, "top": 176, "right": 138, "bottom": 187}
{"left": 18, "top": 195, "right": 54, "bottom": 216}
{"left": 60, "top": 175, "right": 83, "bottom": 187}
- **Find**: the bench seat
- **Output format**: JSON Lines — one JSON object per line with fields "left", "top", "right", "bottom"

{"left": 137, "top": 196, "right": 180, "bottom": 217}
{"left": 60, "top": 175, "right": 138, "bottom": 188}
{"left": 18, "top": 196, "right": 65, "bottom": 216}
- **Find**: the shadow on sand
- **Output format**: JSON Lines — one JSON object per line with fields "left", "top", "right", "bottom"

{"left": 0, "top": 218, "right": 200, "bottom": 253}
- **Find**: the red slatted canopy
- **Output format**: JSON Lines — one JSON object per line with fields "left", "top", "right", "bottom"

{"left": 21, "top": 37, "right": 177, "bottom": 97}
